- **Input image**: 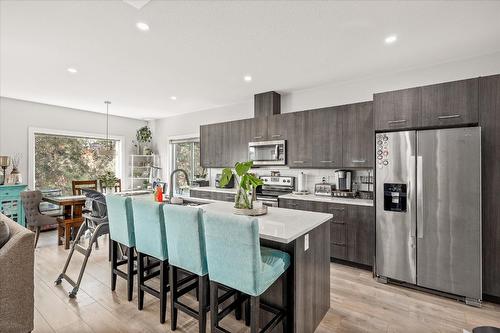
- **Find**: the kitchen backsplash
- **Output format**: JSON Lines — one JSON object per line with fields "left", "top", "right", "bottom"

{"left": 205, "top": 167, "right": 373, "bottom": 193}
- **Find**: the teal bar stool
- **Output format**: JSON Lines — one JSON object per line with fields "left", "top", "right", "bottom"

{"left": 131, "top": 199, "right": 169, "bottom": 324}
{"left": 163, "top": 205, "right": 209, "bottom": 333}
{"left": 202, "top": 211, "right": 291, "bottom": 333}
{"left": 105, "top": 195, "right": 136, "bottom": 301}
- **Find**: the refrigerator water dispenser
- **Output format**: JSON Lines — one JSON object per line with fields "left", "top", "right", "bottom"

{"left": 383, "top": 183, "right": 407, "bottom": 212}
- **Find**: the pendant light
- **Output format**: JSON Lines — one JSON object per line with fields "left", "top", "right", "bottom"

{"left": 105, "top": 100, "right": 111, "bottom": 141}
{"left": 104, "top": 100, "right": 113, "bottom": 153}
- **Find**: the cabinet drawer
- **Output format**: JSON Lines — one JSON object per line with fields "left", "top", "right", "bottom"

{"left": 326, "top": 204, "right": 347, "bottom": 221}
{"left": 279, "top": 198, "right": 310, "bottom": 210}
{"left": 330, "top": 222, "right": 346, "bottom": 245}
{"left": 331, "top": 243, "right": 347, "bottom": 260}
{"left": 215, "top": 192, "right": 235, "bottom": 202}
{"left": 190, "top": 190, "right": 211, "bottom": 199}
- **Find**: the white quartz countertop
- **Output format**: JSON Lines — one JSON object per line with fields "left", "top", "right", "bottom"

{"left": 200, "top": 201, "right": 333, "bottom": 244}
{"left": 190, "top": 186, "right": 236, "bottom": 194}
{"left": 278, "top": 193, "right": 373, "bottom": 207}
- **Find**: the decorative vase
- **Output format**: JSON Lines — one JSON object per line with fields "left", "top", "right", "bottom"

{"left": 106, "top": 187, "right": 115, "bottom": 194}
{"left": 6, "top": 167, "right": 22, "bottom": 185}
{"left": 234, "top": 185, "right": 253, "bottom": 209}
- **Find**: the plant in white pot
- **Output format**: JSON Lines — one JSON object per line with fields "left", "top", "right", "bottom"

{"left": 219, "top": 161, "right": 264, "bottom": 213}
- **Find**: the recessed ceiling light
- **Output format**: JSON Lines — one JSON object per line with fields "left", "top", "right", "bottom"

{"left": 244, "top": 75, "right": 252, "bottom": 82}
{"left": 384, "top": 34, "right": 397, "bottom": 45}
{"left": 170, "top": 96, "right": 177, "bottom": 100}
{"left": 136, "top": 22, "right": 150, "bottom": 31}
{"left": 67, "top": 67, "right": 78, "bottom": 74}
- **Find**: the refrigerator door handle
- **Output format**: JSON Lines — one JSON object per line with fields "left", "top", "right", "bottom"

{"left": 417, "top": 155, "right": 424, "bottom": 239}
{"left": 409, "top": 156, "right": 416, "bottom": 239}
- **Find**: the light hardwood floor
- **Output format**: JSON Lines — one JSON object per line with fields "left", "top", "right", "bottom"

{"left": 32, "top": 230, "right": 500, "bottom": 333}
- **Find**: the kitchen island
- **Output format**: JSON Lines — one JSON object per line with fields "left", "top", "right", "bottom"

{"left": 200, "top": 201, "right": 332, "bottom": 333}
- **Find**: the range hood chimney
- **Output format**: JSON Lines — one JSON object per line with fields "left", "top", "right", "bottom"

{"left": 254, "top": 91, "right": 281, "bottom": 118}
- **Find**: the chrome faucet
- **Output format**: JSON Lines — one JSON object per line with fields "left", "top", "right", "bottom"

{"left": 169, "top": 168, "right": 190, "bottom": 201}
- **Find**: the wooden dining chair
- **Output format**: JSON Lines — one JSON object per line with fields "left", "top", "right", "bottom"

{"left": 72, "top": 180, "right": 98, "bottom": 195}
{"left": 100, "top": 179, "right": 122, "bottom": 194}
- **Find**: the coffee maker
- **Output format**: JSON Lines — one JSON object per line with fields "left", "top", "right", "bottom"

{"left": 334, "top": 170, "right": 352, "bottom": 191}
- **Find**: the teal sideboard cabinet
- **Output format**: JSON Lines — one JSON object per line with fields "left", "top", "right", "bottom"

{"left": 0, "top": 184, "right": 28, "bottom": 226}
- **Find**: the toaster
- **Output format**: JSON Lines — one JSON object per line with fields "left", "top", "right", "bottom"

{"left": 314, "top": 182, "right": 335, "bottom": 196}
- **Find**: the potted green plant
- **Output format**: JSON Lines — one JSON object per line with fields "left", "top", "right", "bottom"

{"left": 98, "top": 171, "right": 119, "bottom": 193}
{"left": 136, "top": 126, "right": 153, "bottom": 155}
{"left": 219, "top": 161, "right": 264, "bottom": 214}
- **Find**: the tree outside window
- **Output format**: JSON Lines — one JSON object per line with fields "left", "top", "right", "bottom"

{"left": 34, "top": 133, "right": 119, "bottom": 194}
{"left": 172, "top": 140, "right": 202, "bottom": 194}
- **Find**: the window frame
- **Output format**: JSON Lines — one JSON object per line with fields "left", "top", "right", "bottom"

{"left": 168, "top": 133, "right": 200, "bottom": 193}
{"left": 28, "top": 127, "right": 125, "bottom": 190}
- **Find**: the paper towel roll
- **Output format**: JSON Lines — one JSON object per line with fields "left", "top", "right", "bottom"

{"left": 297, "top": 172, "right": 306, "bottom": 192}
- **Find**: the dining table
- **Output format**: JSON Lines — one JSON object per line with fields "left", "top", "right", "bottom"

{"left": 42, "top": 195, "right": 87, "bottom": 249}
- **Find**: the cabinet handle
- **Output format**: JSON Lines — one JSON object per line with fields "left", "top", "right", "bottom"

{"left": 331, "top": 208, "right": 345, "bottom": 211}
{"left": 253, "top": 136, "right": 263, "bottom": 139}
{"left": 352, "top": 159, "right": 366, "bottom": 163}
{"left": 388, "top": 119, "right": 407, "bottom": 124}
{"left": 271, "top": 134, "right": 281, "bottom": 138}
{"left": 289, "top": 203, "right": 297, "bottom": 207}
{"left": 293, "top": 161, "right": 304, "bottom": 164}
{"left": 320, "top": 160, "right": 333, "bottom": 163}
{"left": 438, "top": 114, "right": 461, "bottom": 120}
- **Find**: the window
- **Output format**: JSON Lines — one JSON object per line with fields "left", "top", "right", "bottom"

{"left": 33, "top": 132, "right": 121, "bottom": 194}
{"left": 171, "top": 138, "right": 203, "bottom": 195}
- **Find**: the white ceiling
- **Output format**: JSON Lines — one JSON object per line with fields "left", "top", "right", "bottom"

{"left": 1, "top": 1, "right": 500, "bottom": 120}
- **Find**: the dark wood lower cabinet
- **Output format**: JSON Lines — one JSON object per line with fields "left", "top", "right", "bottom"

{"left": 189, "top": 189, "right": 235, "bottom": 202}
{"left": 279, "top": 198, "right": 374, "bottom": 267}
{"left": 346, "top": 205, "right": 374, "bottom": 266}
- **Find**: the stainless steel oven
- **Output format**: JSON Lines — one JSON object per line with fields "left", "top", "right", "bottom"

{"left": 248, "top": 140, "right": 286, "bottom": 166}
{"left": 256, "top": 176, "right": 295, "bottom": 207}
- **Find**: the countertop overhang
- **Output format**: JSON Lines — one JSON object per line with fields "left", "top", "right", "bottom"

{"left": 200, "top": 201, "right": 333, "bottom": 244}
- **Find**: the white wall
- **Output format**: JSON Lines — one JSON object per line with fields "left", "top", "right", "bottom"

{"left": 0, "top": 97, "right": 146, "bottom": 189}
{"left": 154, "top": 52, "right": 500, "bottom": 181}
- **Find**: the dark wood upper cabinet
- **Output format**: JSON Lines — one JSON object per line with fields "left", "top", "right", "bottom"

{"left": 374, "top": 87, "right": 421, "bottom": 131}
{"left": 346, "top": 205, "right": 375, "bottom": 266}
{"left": 227, "top": 119, "right": 252, "bottom": 166}
{"left": 286, "top": 111, "right": 313, "bottom": 167}
{"left": 200, "top": 122, "right": 231, "bottom": 167}
{"left": 249, "top": 116, "right": 268, "bottom": 142}
{"left": 254, "top": 91, "right": 281, "bottom": 118}
{"left": 479, "top": 74, "right": 500, "bottom": 298}
{"left": 342, "top": 102, "right": 374, "bottom": 168}
{"left": 200, "top": 123, "right": 222, "bottom": 168}
{"left": 311, "top": 106, "right": 343, "bottom": 168}
{"left": 267, "top": 114, "right": 288, "bottom": 140}
{"left": 421, "top": 78, "right": 479, "bottom": 127}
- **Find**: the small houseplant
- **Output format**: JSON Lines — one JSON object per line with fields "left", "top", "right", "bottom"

{"left": 98, "top": 171, "right": 119, "bottom": 193}
{"left": 219, "top": 161, "right": 263, "bottom": 210}
{"left": 136, "top": 126, "right": 153, "bottom": 155}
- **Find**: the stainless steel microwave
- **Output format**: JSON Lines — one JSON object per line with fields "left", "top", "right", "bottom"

{"left": 248, "top": 140, "right": 286, "bottom": 166}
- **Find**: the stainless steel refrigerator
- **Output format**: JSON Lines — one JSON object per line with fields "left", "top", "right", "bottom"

{"left": 375, "top": 127, "right": 482, "bottom": 305}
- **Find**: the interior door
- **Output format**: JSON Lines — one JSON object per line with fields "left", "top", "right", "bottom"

{"left": 416, "top": 127, "right": 482, "bottom": 300}
{"left": 375, "top": 131, "right": 417, "bottom": 284}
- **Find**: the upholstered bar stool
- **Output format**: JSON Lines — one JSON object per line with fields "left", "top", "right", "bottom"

{"left": 163, "top": 205, "right": 210, "bottom": 333}
{"left": 202, "top": 211, "right": 291, "bottom": 333}
{"left": 105, "top": 195, "right": 137, "bottom": 301}
{"left": 131, "top": 199, "right": 169, "bottom": 324}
